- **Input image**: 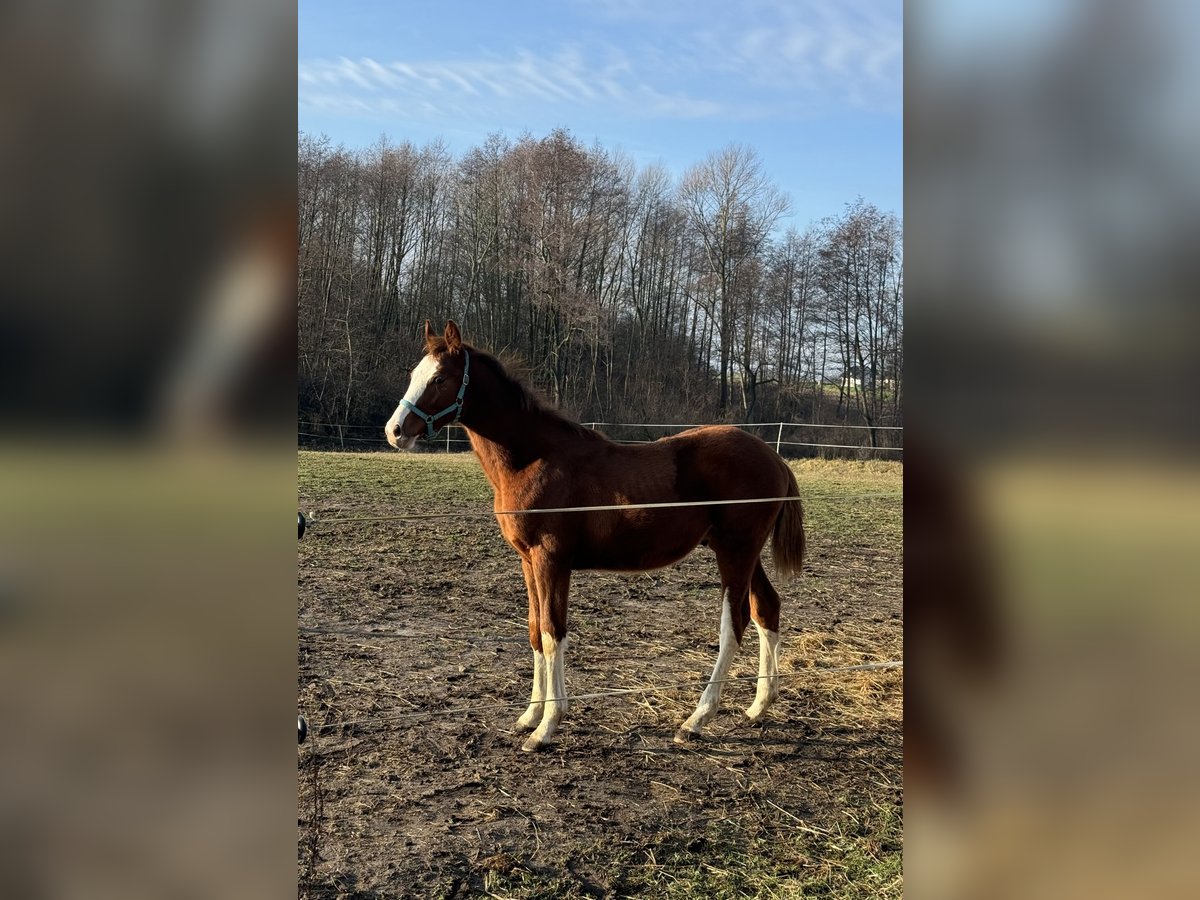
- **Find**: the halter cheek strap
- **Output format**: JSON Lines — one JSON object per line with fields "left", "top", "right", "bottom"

{"left": 399, "top": 349, "right": 470, "bottom": 440}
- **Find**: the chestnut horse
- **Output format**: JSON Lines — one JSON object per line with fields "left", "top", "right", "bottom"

{"left": 385, "top": 322, "right": 805, "bottom": 751}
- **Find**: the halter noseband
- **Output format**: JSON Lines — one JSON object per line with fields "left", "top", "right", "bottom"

{"left": 399, "top": 349, "right": 470, "bottom": 440}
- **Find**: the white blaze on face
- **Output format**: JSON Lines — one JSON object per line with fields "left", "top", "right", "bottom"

{"left": 384, "top": 353, "right": 440, "bottom": 449}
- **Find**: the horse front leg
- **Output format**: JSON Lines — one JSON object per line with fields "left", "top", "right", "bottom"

{"left": 515, "top": 560, "right": 547, "bottom": 732}
{"left": 523, "top": 555, "right": 571, "bottom": 752}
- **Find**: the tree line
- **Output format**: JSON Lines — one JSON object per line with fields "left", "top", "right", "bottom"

{"left": 298, "top": 129, "right": 902, "bottom": 451}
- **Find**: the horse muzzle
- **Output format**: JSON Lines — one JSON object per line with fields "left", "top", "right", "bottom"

{"left": 385, "top": 419, "right": 419, "bottom": 450}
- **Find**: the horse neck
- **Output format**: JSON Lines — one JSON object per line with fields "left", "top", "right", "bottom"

{"left": 459, "top": 359, "right": 561, "bottom": 475}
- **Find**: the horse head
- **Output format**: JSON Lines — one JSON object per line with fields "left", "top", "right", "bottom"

{"left": 385, "top": 320, "right": 470, "bottom": 449}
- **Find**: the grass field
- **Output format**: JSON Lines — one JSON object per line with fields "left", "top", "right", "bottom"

{"left": 299, "top": 451, "right": 902, "bottom": 898}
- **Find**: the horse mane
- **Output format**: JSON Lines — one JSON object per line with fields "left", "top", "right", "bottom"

{"left": 429, "top": 338, "right": 606, "bottom": 443}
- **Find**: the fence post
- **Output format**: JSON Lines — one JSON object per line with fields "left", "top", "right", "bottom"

{"left": 775, "top": 422, "right": 784, "bottom": 454}
{"left": 446, "top": 425, "right": 451, "bottom": 453}
{"left": 337, "top": 424, "right": 344, "bottom": 451}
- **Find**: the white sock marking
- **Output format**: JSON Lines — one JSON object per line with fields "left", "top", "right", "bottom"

{"left": 516, "top": 650, "right": 546, "bottom": 730}
{"left": 526, "top": 632, "right": 568, "bottom": 747}
{"left": 746, "top": 623, "right": 781, "bottom": 721}
{"left": 681, "top": 590, "right": 737, "bottom": 735}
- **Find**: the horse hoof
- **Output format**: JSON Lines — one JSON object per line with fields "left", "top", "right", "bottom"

{"left": 743, "top": 708, "right": 767, "bottom": 724}
{"left": 514, "top": 717, "right": 538, "bottom": 733}
{"left": 521, "top": 735, "right": 551, "bottom": 753}
{"left": 674, "top": 727, "right": 701, "bottom": 744}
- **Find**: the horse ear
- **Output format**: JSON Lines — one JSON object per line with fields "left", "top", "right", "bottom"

{"left": 444, "top": 320, "right": 462, "bottom": 351}
{"left": 423, "top": 320, "right": 435, "bottom": 346}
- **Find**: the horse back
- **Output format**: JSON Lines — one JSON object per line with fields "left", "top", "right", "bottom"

{"left": 664, "top": 425, "right": 791, "bottom": 501}
{"left": 500, "top": 425, "right": 790, "bottom": 571}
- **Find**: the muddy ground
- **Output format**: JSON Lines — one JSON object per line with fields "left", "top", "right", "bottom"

{"left": 299, "top": 451, "right": 902, "bottom": 899}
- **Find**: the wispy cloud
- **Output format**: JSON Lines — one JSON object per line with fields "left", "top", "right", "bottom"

{"left": 299, "top": 46, "right": 724, "bottom": 123}
{"left": 299, "top": 1, "right": 900, "bottom": 122}
{"left": 576, "top": 0, "right": 900, "bottom": 99}
{"left": 680, "top": 1, "right": 900, "bottom": 110}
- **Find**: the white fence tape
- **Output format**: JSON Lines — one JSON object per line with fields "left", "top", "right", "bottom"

{"left": 299, "top": 420, "right": 903, "bottom": 454}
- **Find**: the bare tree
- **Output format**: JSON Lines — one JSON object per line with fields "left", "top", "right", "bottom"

{"left": 817, "top": 200, "right": 903, "bottom": 445}
{"left": 678, "top": 145, "right": 789, "bottom": 414}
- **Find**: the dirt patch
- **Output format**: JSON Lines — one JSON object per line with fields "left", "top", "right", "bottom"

{"left": 299, "top": 452, "right": 902, "bottom": 898}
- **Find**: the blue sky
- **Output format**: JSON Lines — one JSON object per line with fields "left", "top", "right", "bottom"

{"left": 299, "top": 0, "right": 901, "bottom": 229}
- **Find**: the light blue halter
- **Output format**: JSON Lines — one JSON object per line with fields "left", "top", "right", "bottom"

{"left": 399, "top": 349, "right": 470, "bottom": 439}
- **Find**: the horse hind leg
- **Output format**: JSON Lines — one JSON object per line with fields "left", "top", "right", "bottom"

{"left": 675, "top": 580, "right": 750, "bottom": 743}
{"left": 745, "top": 560, "right": 782, "bottom": 723}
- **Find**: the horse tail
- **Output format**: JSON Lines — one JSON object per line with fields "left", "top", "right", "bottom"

{"left": 772, "top": 463, "right": 806, "bottom": 581}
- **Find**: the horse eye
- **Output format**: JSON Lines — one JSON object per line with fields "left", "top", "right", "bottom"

{"left": 434, "top": 375, "right": 446, "bottom": 384}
